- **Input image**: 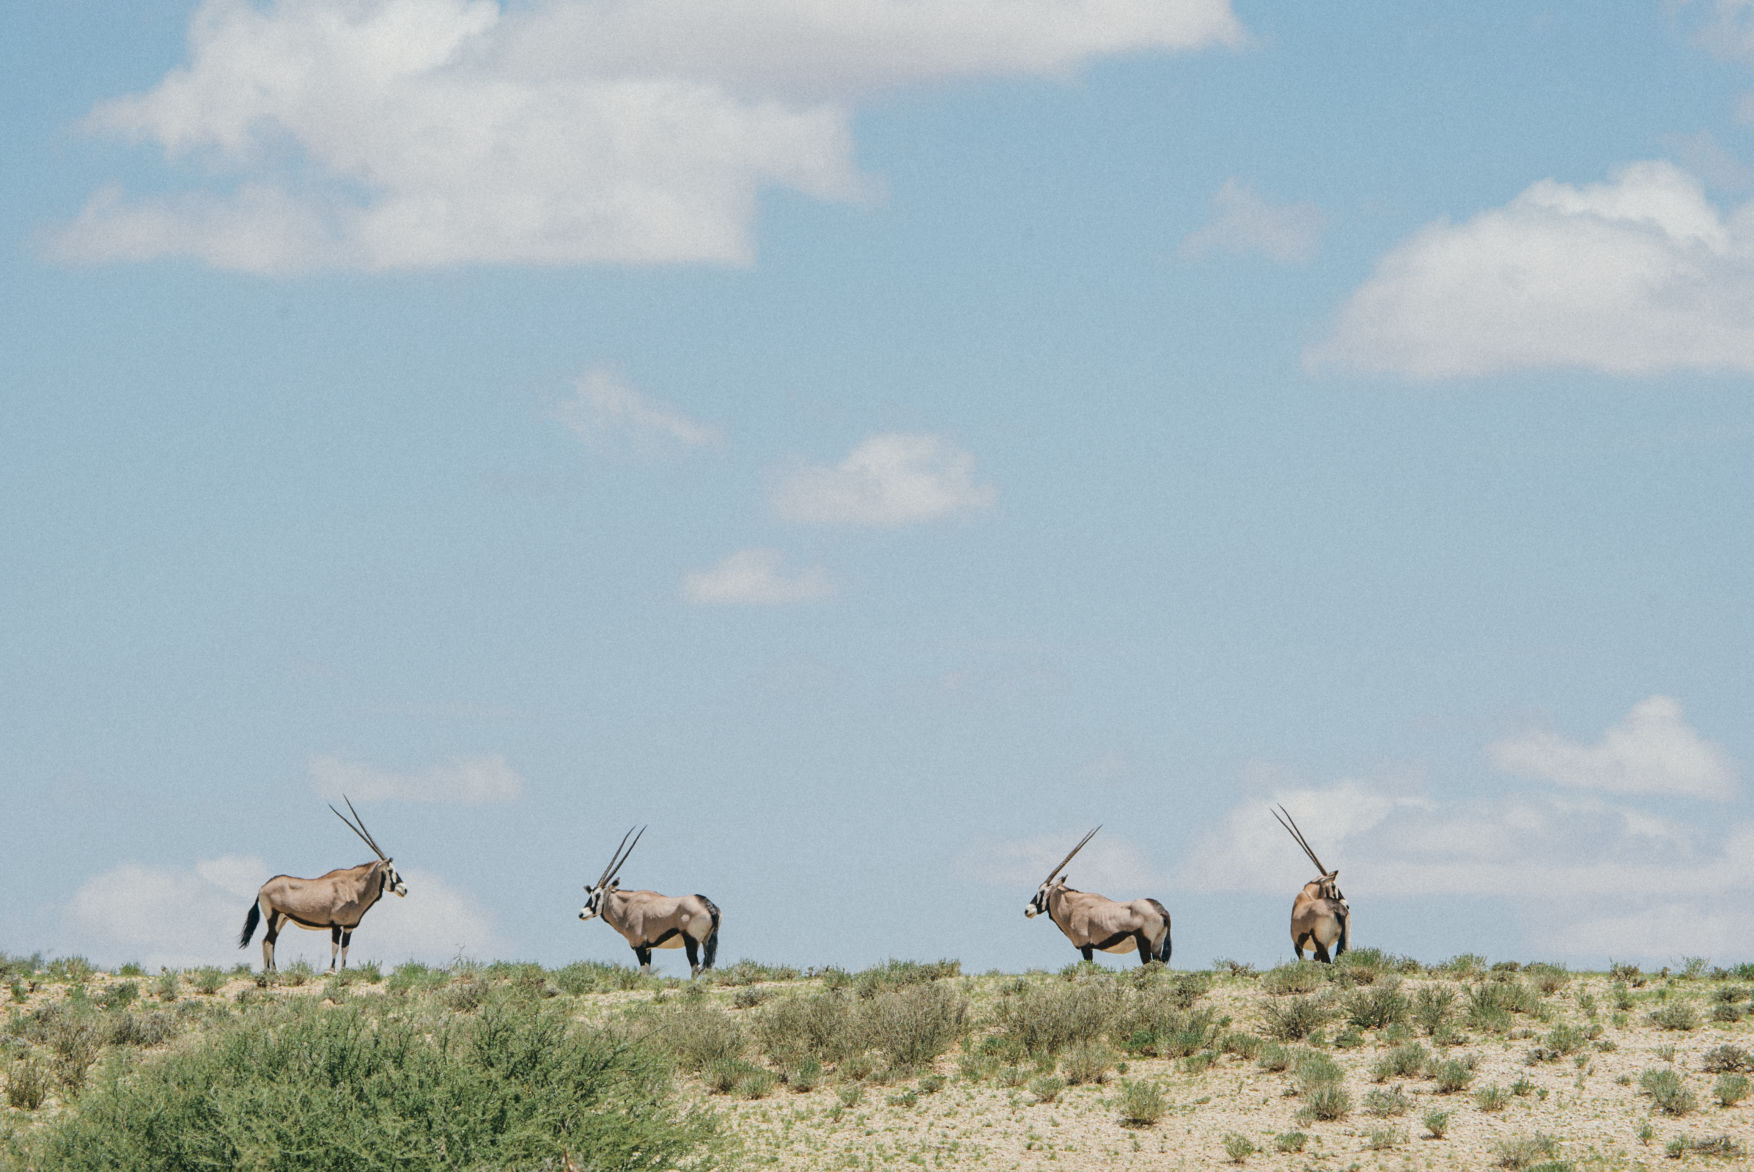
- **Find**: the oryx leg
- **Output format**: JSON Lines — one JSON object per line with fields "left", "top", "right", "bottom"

{"left": 1312, "top": 938, "right": 1332, "bottom": 964}
{"left": 1293, "top": 932, "right": 1310, "bottom": 962}
{"left": 684, "top": 935, "right": 702, "bottom": 978}
{"left": 1134, "top": 933, "right": 1155, "bottom": 966}
{"left": 340, "top": 929, "right": 352, "bottom": 969}
{"left": 330, "top": 926, "right": 342, "bottom": 971}
{"left": 634, "top": 946, "right": 653, "bottom": 975}
{"left": 262, "top": 911, "right": 283, "bottom": 972}
{"left": 1080, "top": 945, "right": 1094, "bottom": 962}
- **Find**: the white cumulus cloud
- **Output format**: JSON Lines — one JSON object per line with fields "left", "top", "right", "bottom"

{"left": 680, "top": 547, "right": 834, "bottom": 605}
{"left": 551, "top": 369, "right": 721, "bottom": 453}
{"left": 52, "top": 0, "right": 1242, "bottom": 272}
{"left": 1487, "top": 695, "right": 1739, "bottom": 801}
{"left": 1306, "top": 160, "right": 1754, "bottom": 378}
{"left": 308, "top": 753, "right": 526, "bottom": 804}
{"left": 1181, "top": 178, "right": 1325, "bottom": 263}
{"left": 66, "top": 857, "right": 499, "bottom": 969}
{"left": 771, "top": 432, "right": 996, "bottom": 528}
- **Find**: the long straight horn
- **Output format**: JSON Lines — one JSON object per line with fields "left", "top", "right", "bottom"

{"left": 330, "top": 797, "right": 387, "bottom": 861}
{"left": 344, "top": 795, "right": 389, "bottom": 858}
{"left": 594, "top": 826, "right": 645, "bottom": 888}
{"left": 1272, "top": 805, "right": 1327, "bottom": 874}
{"left": 606, "top": 825, "right": 646, "bottom": 885}
{"left": 1042, "top": 826, "right": 1101, "bottom": 886}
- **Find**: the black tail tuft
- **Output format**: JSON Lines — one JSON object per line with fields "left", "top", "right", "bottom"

{"left": 238, "top": 900, "right": 261, "bottom": 949}
{"left": 1146, "top": 899, "right": 1172, "bottom": 965}
{"left": 697, "top": 895, "right": 721, "bottom": 971}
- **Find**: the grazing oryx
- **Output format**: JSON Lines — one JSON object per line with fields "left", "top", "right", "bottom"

{"left": 579, "top": 826, "right": 720, "bottom": 977}
{"left": 1024, "top": 827, "right": 1172, "bottom": 966}
{"left": 238, "top": 797, "right": 406, "bottom": 972}
{"left": 1274, "top": 804, "right": 1349, "bottom": 963}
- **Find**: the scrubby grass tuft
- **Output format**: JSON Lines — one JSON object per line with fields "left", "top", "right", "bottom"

{"left": 1640, "top": 1066, "right": 1697, "bottom": 1116}
{"left": 1116, "top": 1078, "right": 1167, "bottom": 1126}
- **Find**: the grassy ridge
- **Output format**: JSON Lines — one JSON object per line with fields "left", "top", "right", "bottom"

{"left": 3, "top": 950, "right": 1753, "bottom": 1170}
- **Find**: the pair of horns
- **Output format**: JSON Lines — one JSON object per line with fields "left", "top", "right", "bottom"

{"left": 330, "top": 795, "right": 388, "bottom": 861}
{"left": 592, "top": 825, "right": 645, "bottom": 890}
{"left": 1040, "top": 825, "right": 1101, "bottom": 887}
{"left": 1272, "top": 804, "right": 1329, "bottom": 875}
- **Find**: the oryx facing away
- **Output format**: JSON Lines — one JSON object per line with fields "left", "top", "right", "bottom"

{"left": 1273, "top": 804, "right": 1349, "bottom": 963}
{"left": 238, "top": 797, "right": 407, "bottom": 972}
{"left": 1024, "top": 827, "right": 1172, "bottom": 966}
{"left": 579, "top": 826, "right": 720, "bottom": 977}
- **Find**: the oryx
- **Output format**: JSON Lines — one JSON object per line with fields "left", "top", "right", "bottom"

{"left": 579, "top": 826, "right": 720, "bottom": 977}
{"left": 1024, "top": 827, "right": 1172, "bottom": 966}
{"left": 238, "top": 797, "right": 407, "bottom": 972}
{"left": 1273, "top": 804, "right": 1349, "bottom": 963}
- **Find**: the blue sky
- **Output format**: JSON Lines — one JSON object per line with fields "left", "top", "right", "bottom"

{"left": 4, "top": 0, "right": 1754, "bottom": 974}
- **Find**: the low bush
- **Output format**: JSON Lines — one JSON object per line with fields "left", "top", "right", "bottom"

{"left": 1423, "top": 1109, "right": 1451, "bottom": 1138}
{"left": 1371, "top": 1042, "right": 1427, "bottom": 1082}
{"left": 1222, "top": 1133, "right": 1255, "bottom": 1163}
{"left": 1260, "top": 995, "right": 1329, "bottom": 1041}
{"left": 1116, "top": 1078, "right": 1166, "bottom": 1126}
{"left": 1260, "top": 964, "right": 1327, "bottom": 996}
{"left": 1274, "top": 1131, "right": 1308, "bottom": 1153}
{"left": 1650, "top": 1001, "right": 1700, "bottom": 1032}
{"left": 1713, "top": 1072, "right": 1749, "bottom": 1107}
{"left": 1702, "top": 1044, "right": 1751, "bottom": 1073}
{"left": 15, "top": 999, "right": 718, "bottom": 1171}
{"left": 1412, "top": 984, "right": 1455, "bottom": 1034}
{"left": 1363, "top": 1086, "right": 1410, "bottom": 1117}
{"left": 1640, "top": 1066, "right": 1697, "bottom": 1116}
{"left": 1494, "top": 1132, "right": 1561, "bottom": 1170}
{"left": 1344, "top": 979, "right": 1409, "bottom": 1030}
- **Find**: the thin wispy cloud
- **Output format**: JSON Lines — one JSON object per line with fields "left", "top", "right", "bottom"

{"left": 680, "top": 548, "right": 834, "bottom": 606}
{"left": 308, "top": 754, "right": 526, "bottom": 804}
{"left": 1181, "top": 178, "right": 1325, "bottom": 263}
{"left": 1487, "top": 695, "right": 1739, "bottom": 801}
{"left": 551, "top": 369, "right": 721, "bottom": 454}
{"left": 1306, "top": 160, "right": 1754, "bottom": 378}
{"left": 66, "top": 857, "right": 498, "bottom": 969}
{"left": 771, "top": 433, "right": 996, "bottom": 528}
{"left": 52, "top": 0, "right": 1243, "bottom": 272}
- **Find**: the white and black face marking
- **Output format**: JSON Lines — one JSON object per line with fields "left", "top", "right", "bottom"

{"left": 579, "top": 884, "right": 603, "bottom": 921}
{"left": 1025, "top": 878, "right": 1059, "bottom": 919}
{"left": 384, "top": 861, "right": 408, "bottom": 898}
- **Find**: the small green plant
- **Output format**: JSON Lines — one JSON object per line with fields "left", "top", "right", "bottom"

{"left": 1345, "top": 980, "right": 1410, "bottom": 1030}
{"left": 1432, "top": 1057, "right": 1476, "bottom": 1093}
{"left": 1371, "top": 1041, "right": 1427, "bottom": 1082}
{"left": 1364, "top": 1085, "right": 1411, "bottom": 1116}
{"left": 1702, "top": 1044, "right": 1751, "bottom": 1073}
{"left": 1511, "top": 1076, "right": 1536, "bottom": 1096}
{"left": 1494, "top": 1132, "right": 1561, "bottom": 1170}
{"left": 835, "top": 1082, "right": 864, "bottom": 1108}
{"left": 1364, "top": 1126, "right": 1403, "bottom": 1150}
{"left": 1058, "top": 1038, "right": 1114, "bottom": 1086}
{"left": 1297, "top": 1083, "right": 1352, "bottom": 1122}
{"left": 5, "top": 1053, "right": 52, "bottom": 1109}
{"left": 1477, "top": 1084, "right": 1510, "bottom": 1112}
{"left": 1260, "top": 994, "right": 1329, "bottom": 1041}
{"left": 1254, "top": 1043, "right": 1291, "bottom": 1072}
{"left": 786, "top": 1056, "right": 823, "bottom": 1092}
{"left": 1641, "top": 1066, "right": 1697, "bottom": 1116}
{"left": 1274, "top": 1131, "right": 1308, "bottom": 1152}
{"left": 1423, "top": 1108, "right": 1451, "bottom": 1138}
{"left": 1650, "top": 1001, "right": 1700, "bottom": 1031}
{"left": 1028, "top": 1074, "right": 1064, "bottom": 1104}
{"left": 1117, "top": 1078, "right": 1167, "bottom": 1126}
{"left": 1713, "top": 1072, "right": 1749, "bottom": 1107}
{"left": 1223, "top": 1133, "right": 1256, "bottom": 1163}
{"left": 190, "top": 967, "right": 224, "bottom": 995}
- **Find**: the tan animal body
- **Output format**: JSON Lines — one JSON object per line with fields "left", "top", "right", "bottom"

{"left": 579, "top": 827, "right": 720, "bottom": 977}
{"left": 1273, "top": 805, "right": 1349, "bottom": 963}
{"left": 238, "top": 799, "right": 406, "bottom": 972}
{"left": 1024, "top": 827, "right": 1172, "bottom": 965}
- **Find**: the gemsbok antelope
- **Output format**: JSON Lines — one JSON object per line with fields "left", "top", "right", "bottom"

{"left": 579, "top": 826, "right": 720, "bottom": 977}
{"left": 1024, "top": 827, "right": 1172, "bottom": 966}
{"left": 1273, "top": 804, "right": 1349, "bottom": 963}
{"left": 238, "top": 797, "right": 407, "bottom": 972}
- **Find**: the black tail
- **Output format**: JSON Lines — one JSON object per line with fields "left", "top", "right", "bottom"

{"left": 697, "top": 895, "right": 721, "bottom": 970}
{"left": 1146, "top": 898, "right": 1172, "bottom": 965}
{"left": 238, "top": 900, "right": 261, "bottom": 949}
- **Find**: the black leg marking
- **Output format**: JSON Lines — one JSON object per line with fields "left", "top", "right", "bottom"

{"left": 635, "top": 946, "right": 652, "bottom": 973}
{"left": 341, "top": 930, "right": 352, "bottom": 969}
{"left": 684, "top": 936, "right": 701, "bottom": 976}
{"left": 1135, "top": 933, "right": 1152, "bottom": 965}
{"left": 1313, "top": 940, "right": 1332, "bottom": 964}
{"left": 1080, "top": 945, "right": 1094, "bottom": 962}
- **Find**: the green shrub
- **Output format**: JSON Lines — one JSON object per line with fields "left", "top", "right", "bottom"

{"left": 755, "top": 990, "right": 861, "bottom": 1067}
{"left": 1713, "top": 1072, "right": 1749, "bottom": 1107}
{"left": 1060, "top": 1039, "right": 1115, "bottom": 1086}
{"left": 1028, "top": 1073, "right": 1065, "bottom": 1103}
{"left": 1650, "top": 1001, "right": 1700, "bottom": 1031}
{"left": 1702, "top": 1044, "right": 1751, "bottom": 1073}
{"left": 1222, "top": 1133, "right": 1255, "bottom": 1163}
{"left": 1260, "top": 995, "right": 1329, "bottom": 1041}
{"left": 1528, "top": 1023, "right": 1587, "bottom": 1062}
{"left": 1641, "top": 1066, "right": 1697, "bottom": 1116}
{"left": 864, "top": 982, "right": 967, "bottom": 1072}
{"left": 1345, "top": 979, "right": 1409, "bottom": 1029}
{"left": 1292, "top": 1051, "right": 1343, "bottom": 1094}
{"left": 1371, "top": 1042, "right": 1427, "bottom": 1082}
{"left": 1364, "top": 1086, "right": 1410, "bottom": 1116}
{"left": 1260, "top": 964, "right": 1327, "bottom": 996}
{"left": 996, "top": 977, "right": 1120, "bottom": 1057}
{"left": 1431, "top": 1058, "right": 1476, "bottom": 1094}
{"left": 708, "top": 960, "right": 800, "bottom": 987}
{"left": 190, "top": 968, "right": 225, "bottom": 995}
{"left": 4, "top": 1053, "right": 51, "bottom": 1110}
{"left": 848, "top": 959, "right": 958, "bottom": 998}
{"left": 1254, "top": 1043, "right": 1291, "bottom": 1072}
{"left": 1297, "top": 1082, "right": 1351, "bottom": 1122}
{"left": 1274, "top": 1131, "right": 1308, "bottom": 1152}
{"left": 1412, "top": 984, "right": 1455, "bottom": 1034}
{"left": 1116, "top": 1078, "right": 1166, "bottom": 1126}
{"left": 1476, "top": 1084, "right": 1509, "bottom": 1112}
{"left": 1423, "top": 1109, "right": 1451, "bottom": 1139}
{"left": 17, "top": 998, "right": 717, "bottom": 1171}
{"left": 1494, "top": 1132, "right": 1561, "bottom": 1170}
{"left": 1666, "top": 1133, "right": 1745, "bottom": 1160}
{"left": 650, "top": 1001, "right": 747, "bottom": 1073}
